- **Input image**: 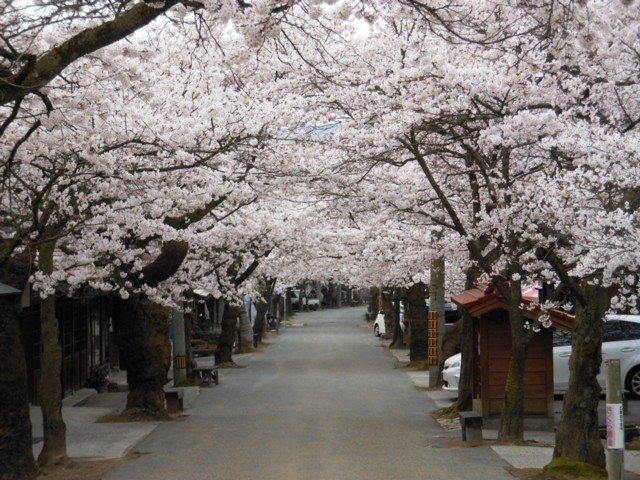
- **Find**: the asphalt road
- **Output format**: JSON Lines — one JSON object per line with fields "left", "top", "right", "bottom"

{"left": 104, "top": 306, "right": 518, "bottom": 480}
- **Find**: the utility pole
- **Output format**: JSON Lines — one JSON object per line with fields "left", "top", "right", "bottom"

{"left": 428, "top": 256, "right": 445, "bottom": 387}
{"left": 172, "top": 305, "right": 187, "bottom": 386}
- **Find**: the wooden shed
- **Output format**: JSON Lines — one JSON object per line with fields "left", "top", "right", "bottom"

{"left": 451, "top": 282, "right": 574, "bottom": 422}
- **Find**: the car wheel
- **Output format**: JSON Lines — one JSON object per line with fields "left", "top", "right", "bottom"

{"left": 626, "top": 367, "right": 640, "bottom": 399}
{"left": 374, "top": 324, "right": 380, "bottom": 337}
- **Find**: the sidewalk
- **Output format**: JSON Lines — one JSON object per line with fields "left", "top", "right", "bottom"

{"left": 386, "top": 343, "right": 640, "bottom": 476}
{"left": 31, "top": 370, "right": 164, "bottom": 460}
{"left": 30, "top": 353, "right": 252, "bottom": 460}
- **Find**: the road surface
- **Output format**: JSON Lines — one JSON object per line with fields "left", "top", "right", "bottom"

{"left": 105, "top": 306, "right": 517, "bottom": 480}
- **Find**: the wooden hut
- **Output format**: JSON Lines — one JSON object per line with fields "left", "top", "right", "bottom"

{"left": 451, "top": 282, "right": 574, "bottom": 424}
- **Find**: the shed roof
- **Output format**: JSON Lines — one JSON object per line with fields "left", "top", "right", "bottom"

{"left": 451, "top": 282, "right": 575, "bottom": 331}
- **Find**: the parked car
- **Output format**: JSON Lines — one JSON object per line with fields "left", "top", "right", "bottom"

{"left": 290, "top": 289, "right": 320, "bottom": 311}
{"left": 554, "top": 315, "right": 640, "bottom": 398}
{"left": 373, "top": 311, "right": 385, "bottom": 337}
{"left": 373, "top": 304, "right": 407, "bottom": 337}
{"left": 442, "top": 315, "right": 640, "bottom": 398}
{"left": 442, "top": 352, "right": 461, "bottom": 392}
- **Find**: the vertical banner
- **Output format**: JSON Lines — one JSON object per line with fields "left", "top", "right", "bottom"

{"left": 606, "top": 403, "right": 624, "bottom": 449}
{"left": 605, "top": 358, "right": 624, "bottom": 479}
{"left": 428, "top": 311, "right": 438, "bottom": 365}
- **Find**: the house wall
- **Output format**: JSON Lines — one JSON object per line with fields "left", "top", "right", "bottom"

{"left": 20, "top": 295, "right": 111, "bottom": 405}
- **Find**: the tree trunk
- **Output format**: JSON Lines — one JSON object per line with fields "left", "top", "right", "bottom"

{"left": 215, "top": 301, "right": 238, "bottom": 366}
{"left": 552, "top": 282, "right": 608, "bottom": 468}
{"left": 368, "top": 286, "right": 380, "bottom": 320}
{"left": 254, "top": 277, "right": 276, "bottom": 343}
{"left": 380, "top": 288, "right": 394, "bottom": 340}
{"left": 36, "top": 239, "right": 67, "bottom": 467}
{"left": 407, "top": 282, "right": 428, "bottom": 362}
{"left": 0, "top": 297, "right": 38, "bottom": 480}
{"left": 112, "top": 295, "right": 171, "bottom": 418}
{"left": 238, "top": 300, "right": 255, "bottom": 353}
{"left": 456, "top": 309, "right": 474, "bottom": 412}
{"left": 325, "top": 283, "right": 340, "bottom": 309}
{"left": 444, "top": 266, "right": 480, "bottom": 414}
{"left": 497, "top": 278, "right": 529, "bottom": 444}
{"left": 389, "top": 288, "right": 404, "bottom": 348}
{"left": 253, "top": 302, "right": 267, "bottom": 343}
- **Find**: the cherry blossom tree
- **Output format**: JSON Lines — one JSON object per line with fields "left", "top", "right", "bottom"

{"left": 264, "top": 0, "right": 640, "bottom": 467}
{"left": 0, "top": 2, "right": 305, "bottom": 475}
{"left": 2, "top": 1, "right": 639, "bottom": 478}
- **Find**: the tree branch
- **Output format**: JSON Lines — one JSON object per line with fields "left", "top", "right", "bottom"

{"left": 0, "top": 1, "right": 185, "bottom": 106}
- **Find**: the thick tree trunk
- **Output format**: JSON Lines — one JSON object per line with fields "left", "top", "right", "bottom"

{"left": 253, "top": 303, "right": 267, "bottom": 343}
{"left": 36, "top": 240, "right": 67, "bottom": 467}
{"left": 254, "top": 277, "right": 276, "bottom": 343}
{"left": 238, "top": 302, "right": 255, "bottom": 353}
{"left": 497, "top": 278, "right": 529, "bottom": 444}
{"left": 324, "top": 283, "right": 340, "bottom": 309}
{"left": 456, "top": 310, "right": 474, "bottom": 412}
{"left": 112, "top": 295, "right": 171, "bottom": 418}
{"left": 443, "top": 266, "right": 479, "bottom": 414}
{"left": 368, "top": 286, "right": 380, "bottom": 320}
{"left": 552, "top": 283, "right": 608, "bottom": 468}
{"left": 380, "top": 289, "right": 394, "bottom": 340}
{"left": 215, "top": 301, "right": 238, "bottom": 366}
{"left": 407, "top": 282, "right": 428, "bottom": 362}
{"left": 0, "top": 298, "right": 38, "bottom": 480}
{"left": 389, "top": 288, "right": 404, "bottom": 348}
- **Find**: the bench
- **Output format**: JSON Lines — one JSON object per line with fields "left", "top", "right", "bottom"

{"left": 193, "top": 365, "right": 219, "bottom": 386}
{"left": 459, "top": 411, "right": 483, "bottom": 446}
{"left": 164, "top": 388, "right": 184, "bottom": 414}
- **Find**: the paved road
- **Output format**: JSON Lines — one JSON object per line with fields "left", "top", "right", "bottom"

{"left": 105, "top": 306, "right": 517, "bottom": 480}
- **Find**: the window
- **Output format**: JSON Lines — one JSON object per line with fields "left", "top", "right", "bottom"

{"left": 603, "top": 321, "right": 627, "bottom": 342}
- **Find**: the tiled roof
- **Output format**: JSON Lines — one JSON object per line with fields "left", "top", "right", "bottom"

{"left": 451, "top": 281, "right": 575, "bottom": 331}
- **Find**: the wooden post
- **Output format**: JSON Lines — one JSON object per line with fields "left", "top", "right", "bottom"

{"left": 605, "top": 358, "right": 624, "bottom": 480}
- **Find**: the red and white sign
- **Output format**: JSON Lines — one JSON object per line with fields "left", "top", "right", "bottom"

{"left": 606, "top": 403, "right": 625, "bottom": 449}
